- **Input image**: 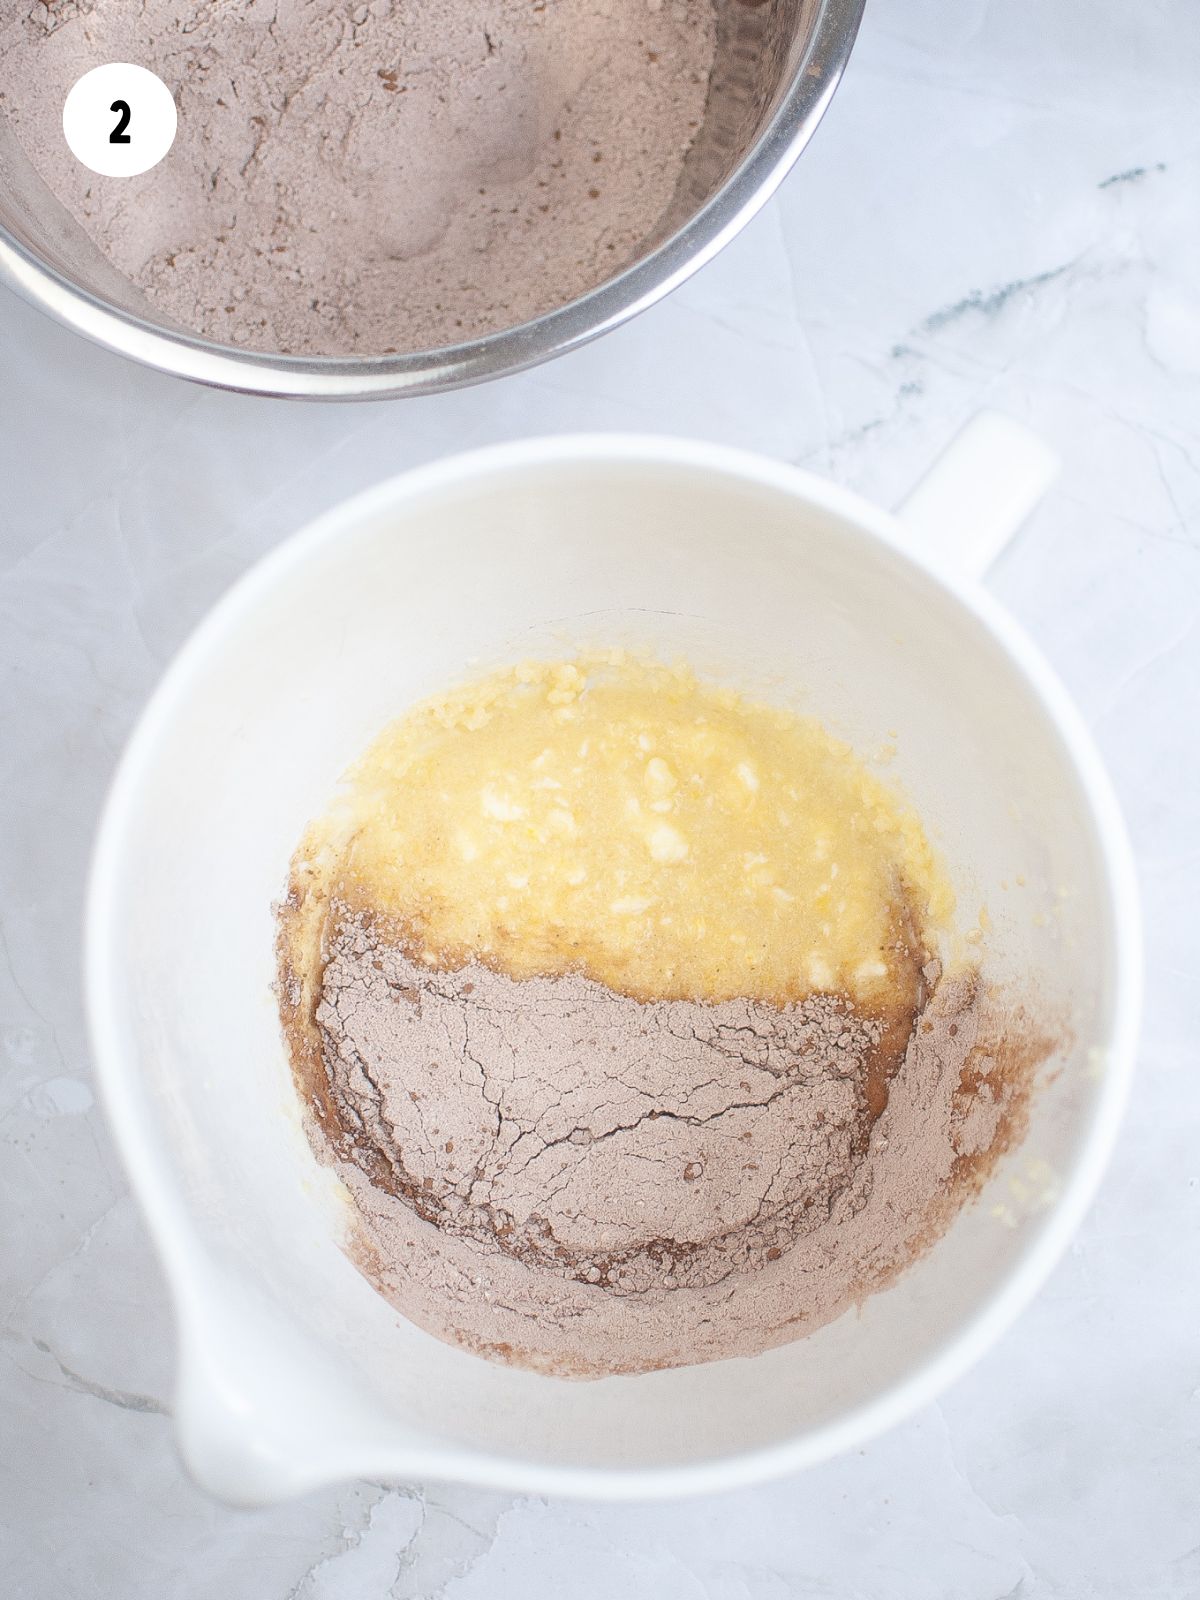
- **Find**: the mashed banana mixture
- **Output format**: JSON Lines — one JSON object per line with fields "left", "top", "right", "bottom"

{"left": 307, "top": 653, "right": 953, "bottom": 1005}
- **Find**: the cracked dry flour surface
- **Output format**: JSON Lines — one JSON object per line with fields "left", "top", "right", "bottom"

{"left": 282, "top": 907, "right": 1015, "bottom": 1376}
{"left": 0, "top": 0, "right": 715, "bottom": 354}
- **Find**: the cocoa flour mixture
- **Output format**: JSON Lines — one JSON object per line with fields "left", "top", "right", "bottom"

{"left": 0, "top": 0, "right": 716, "bottom": 354}
{"left": 280, "top": 904, "right": 1027, "bottom": 1376}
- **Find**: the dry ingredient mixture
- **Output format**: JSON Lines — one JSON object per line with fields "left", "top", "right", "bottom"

{"left": 278, "top": 655, "right": 1034, "bottom": 1376}
{"left": 0, "top": 0, "right": 716, "bottom": 355}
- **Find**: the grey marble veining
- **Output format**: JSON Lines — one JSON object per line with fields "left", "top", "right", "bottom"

{"left": 2, "top": 0, "right": 1198, "bottom": 1594}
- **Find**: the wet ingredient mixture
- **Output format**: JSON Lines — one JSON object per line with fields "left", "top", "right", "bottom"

{"left": 278, "top": 654, "right": 1032, "bottom": 1374}
{"left": 306, "top": 655, "right": 952, "bottom": 1005}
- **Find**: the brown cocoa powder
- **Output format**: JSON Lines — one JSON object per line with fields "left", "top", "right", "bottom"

{"left": 281, "top": 904, "right": 1025, "bottom": 1376}
{"left": 0, "top": 0, "right": 716, "bottom": 354}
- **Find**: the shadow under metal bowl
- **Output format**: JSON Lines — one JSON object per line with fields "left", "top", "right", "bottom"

{"left": 0, "top": 0, "right": 863, "bottom": 400}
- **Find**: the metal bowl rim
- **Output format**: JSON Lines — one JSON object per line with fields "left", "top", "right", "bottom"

{"left": 0, "top": 0, "right": 864, "bottom": 399}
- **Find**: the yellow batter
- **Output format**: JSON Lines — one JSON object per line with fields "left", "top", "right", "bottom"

{"left": 301, "top": 653, "right": 953, "bottom": 1006}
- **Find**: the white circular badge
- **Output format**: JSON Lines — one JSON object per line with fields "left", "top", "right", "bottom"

{"left": 62, "top": 62, "right": 177, "bottom": 177}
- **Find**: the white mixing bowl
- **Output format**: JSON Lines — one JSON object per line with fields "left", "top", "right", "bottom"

{"left": 86, "top": 416, "right": 1140, "bottom": 1503}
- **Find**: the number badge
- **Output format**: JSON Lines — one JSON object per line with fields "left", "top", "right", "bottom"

{"left": 62, "top": 63, "right": 177, "bottom": 177}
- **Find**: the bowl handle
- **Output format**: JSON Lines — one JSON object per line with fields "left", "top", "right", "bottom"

{"left": 896, "top": 410, "right": 1060, "bottom": 581}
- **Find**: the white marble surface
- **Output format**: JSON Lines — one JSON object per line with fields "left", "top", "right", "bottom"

{"left": 2, "top": 0, "right": 1198, "bottom": 1593}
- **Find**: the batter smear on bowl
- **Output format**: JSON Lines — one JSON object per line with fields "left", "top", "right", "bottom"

{"left": 278, "top": 655, "right": 1035, "bottom": 1374}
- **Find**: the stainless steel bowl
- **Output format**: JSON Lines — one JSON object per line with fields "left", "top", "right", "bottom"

{"left": 0, "top": 0, "right": 863, "bottom": 400}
